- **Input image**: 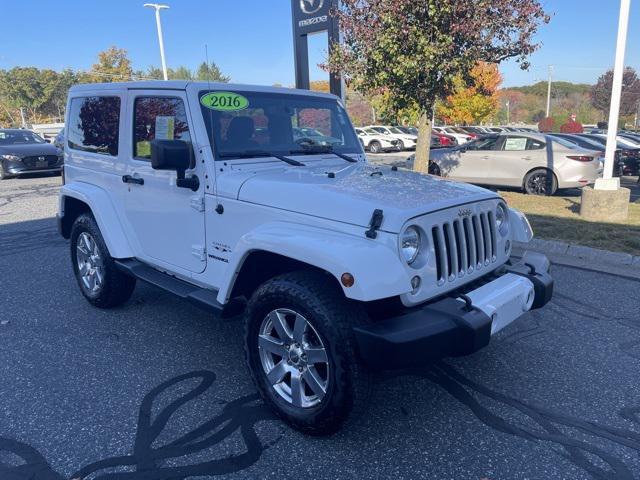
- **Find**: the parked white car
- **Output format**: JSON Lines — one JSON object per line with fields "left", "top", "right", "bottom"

{"left": 366, "top": 125, "right": 417, "bottom": 150}
{"left": 429, "top": 133, "right": 602, "bottom": 195}
{"left": 58, "top": 81, "right": 553, "bottom": 435}
{"left": 433, "top": 126, "right": 473, "bottom": 144}
{"left": 355, "top": 127, "right": 400, "bottom": 153}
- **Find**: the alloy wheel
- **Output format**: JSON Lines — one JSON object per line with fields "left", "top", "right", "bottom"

{"left": 258, "top": 308, "right": 330, "bottom": 408}
{"left": 527, "top": 172, "right": 548, "bottom": 195}
{"left": 76, "top": 232, "right": 104, "bottom": 293}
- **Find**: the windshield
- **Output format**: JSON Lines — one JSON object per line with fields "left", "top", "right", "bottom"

{"left": 548, "top": 135, "right": 582, "bottom": 149}
{"left": 199, "top": 90, "right": 361, "bottom": 159}
{"left": 388, "top": 127, "right": 404, "bottom": 134}
{"left": 0, "top": 130, "right": 46, "bottom": 145}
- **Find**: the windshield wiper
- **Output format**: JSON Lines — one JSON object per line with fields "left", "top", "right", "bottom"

{"left": 219, "top": 151, "right": 304, "bottom": 166}
{"left": 290, "top": 144, "right": 358, "bottom": 163}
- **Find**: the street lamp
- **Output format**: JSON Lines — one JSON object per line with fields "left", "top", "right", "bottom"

{"left": 505, "top": 100, "right": 510, "bottom": 124}
{"left": 144, "top": 3, "right": 170, "bottom": 81}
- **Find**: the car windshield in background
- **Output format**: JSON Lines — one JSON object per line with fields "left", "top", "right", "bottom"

{"left": 199, "top": 90, "right": 361, "bottom": 159}
{"left": 0, "top": 130, "right": 46, "bottom": 145}
{"left": 388, "top": 127, "right": 404, "bottom": 134}
{"left": 547, "top": 135, "right": 583, "bottom": 149}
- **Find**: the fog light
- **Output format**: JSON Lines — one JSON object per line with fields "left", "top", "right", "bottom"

{"left": 411, "top": 275, "right": 421, "bottom": 294}
{"left": 341, "top": 273, "right": 355, "bottom": 288}
{"left": 505, "top": 240, "right": 511, "bottom": 254}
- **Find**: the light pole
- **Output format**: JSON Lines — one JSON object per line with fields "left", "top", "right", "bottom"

{"left": 600, "top": 0, "right": 630, "bottom": 185}
{"left": 581, "top": 0, "right": 631, "bottom": 222}
{"left": 545, "top": 65, "right": 553, "bottom": 118}
{"left": 144, "top": 3, "right": 170, "bottom": 81}
{"left": 505, "top": 100, "right": 510, "bottom": 124}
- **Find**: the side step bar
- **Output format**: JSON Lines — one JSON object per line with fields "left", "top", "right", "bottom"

{"left": 115, "top": 259, "right": 223, "bottom": 313}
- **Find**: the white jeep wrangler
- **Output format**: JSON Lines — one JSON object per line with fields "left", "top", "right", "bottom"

{"left": 58, "top": 81, "right": 553, "bottom": 434}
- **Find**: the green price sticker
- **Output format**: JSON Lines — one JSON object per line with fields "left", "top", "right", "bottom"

{"left": 200, "top": 92, "right": 249, "bottom": 111}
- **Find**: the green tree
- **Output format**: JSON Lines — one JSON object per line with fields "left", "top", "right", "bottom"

{"left": 82, "top": 46, "right": 133, "bottom": 83}
{"left": 195, "top": 61, "right": 230, "bottom": 82}
{"left": 327, "top": 0, "right": 549, "bottom": 172}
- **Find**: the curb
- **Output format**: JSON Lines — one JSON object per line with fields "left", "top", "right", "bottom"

{"left": 513, "top": 238, "right": 640, "bottom": 278}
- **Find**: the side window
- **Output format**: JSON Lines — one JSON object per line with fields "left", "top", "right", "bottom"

{"left": 133, "top": 97, "right": 191, "bottom": 159}
{"left": 502, "top": 137, "right": 528, "bottom": 151}
{"left": 67, "top": 96, "right": 121, "bottom": 156}
{"left": 527, "top": 138, "right": 546, "bottom": 150}
{"left": 468, "top": 137, "right": 498, "bottom": 151}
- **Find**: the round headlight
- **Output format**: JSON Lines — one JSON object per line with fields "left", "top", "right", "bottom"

{"left": 496, "top": 203, "right": 509, "bottom": 236}
{"left": 401, "top": 226, "right": 421, "bottom": 264}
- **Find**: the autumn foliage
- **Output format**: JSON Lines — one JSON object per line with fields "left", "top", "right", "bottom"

{"left": 438, "top": 62, "right": 502, "bottom": 125}
{"left": 538, "top": 117, "right": 555, "bottom": 133}
{"left": 559, "top": 120, "right": 583, "bottom": 133}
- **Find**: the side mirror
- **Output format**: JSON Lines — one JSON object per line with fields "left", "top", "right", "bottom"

{"left": 150, "top": 139, "right": 199, "bottom": 191}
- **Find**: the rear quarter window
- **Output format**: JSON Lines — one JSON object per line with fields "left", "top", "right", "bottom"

{"left": 67, "top": 96, "right": 121, "bottom": 156}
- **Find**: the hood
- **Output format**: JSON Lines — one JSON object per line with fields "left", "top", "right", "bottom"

{"left": 0, "top": 143, "right": 60, "bottom": 157}
{"left": 225, "top": 161, "right": 498, "bottom": 233}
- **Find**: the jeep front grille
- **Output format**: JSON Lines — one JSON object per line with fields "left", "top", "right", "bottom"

{"left": 431, "top": 211, "right": 497, "bottom": 284}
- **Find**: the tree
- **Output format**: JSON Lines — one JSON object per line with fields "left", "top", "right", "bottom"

{"left": 591, "top": 67, "right": 640, "bottom": 118}
{"left": 438, "top": 62, "right": 502, "bottom": 124}
{"left": 195, "top": 61, "right": 230, "bottom": 82}
{"left": 82, "top": 46, "right": 133, "bottom": 83}
{"left": 559, "top": 117, "right": 583, "bottom": 133}
{"left": 327, "top": 0, "right": 549, "bottom": 172}
{"left": 538, "top": 117, "right": 554, "bottom": 132}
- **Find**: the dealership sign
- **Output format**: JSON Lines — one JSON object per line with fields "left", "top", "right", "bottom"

{"left": 291, "top": 0, "right": 342, "bottom": 97}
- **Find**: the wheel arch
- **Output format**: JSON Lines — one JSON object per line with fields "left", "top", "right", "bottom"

{"left": 217, "top": 222, "right": 411, "bottom": 305}
{"left": 522, "top": 166, "right": 558, "bottom": 188}
{"left": 59, "top": 183, "right": 135, "bottom": 258}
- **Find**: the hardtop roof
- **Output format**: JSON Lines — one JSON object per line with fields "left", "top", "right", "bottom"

{"left": 68, "top": 80, "right": 339, "bottom": 100}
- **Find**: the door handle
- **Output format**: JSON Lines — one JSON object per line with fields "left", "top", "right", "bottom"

{"left": 522, "top": 156, "right": 532, "bottom": 161}
{"left": 122, "top": 175, "right": 144, "bottom": 185}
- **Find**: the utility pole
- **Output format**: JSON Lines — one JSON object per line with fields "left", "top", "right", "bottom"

{"left": 546, "top": 65, "right": 553, "bottom": 118}
{"left": 144, "top": 3, "right": 170, "bottom": 80}
{"left": 505, "top": 100, "right": 510, "bottom": 124}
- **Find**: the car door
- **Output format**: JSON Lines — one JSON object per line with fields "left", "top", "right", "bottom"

{"left": 121, "top": 90, "right": 206, "bottom": 274}
{"left": 444, "top": 136, "right": 498, "bottom": 182}
{"left": 489, "top": 136, "right": 547, "bottom": 186}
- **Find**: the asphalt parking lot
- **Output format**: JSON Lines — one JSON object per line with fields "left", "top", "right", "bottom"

{"left": 2, "top": 174, "right": 640, "bottom": 480}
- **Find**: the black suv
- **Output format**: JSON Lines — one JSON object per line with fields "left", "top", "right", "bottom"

{"left": 0, "top": 129, "right": 63, "bottom": 179}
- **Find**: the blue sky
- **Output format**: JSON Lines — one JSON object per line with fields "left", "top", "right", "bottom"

{"left": 1, "top": 0, "right": 639, "bottom": 87}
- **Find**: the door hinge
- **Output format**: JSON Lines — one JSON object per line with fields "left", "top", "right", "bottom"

{"left": 190, "top": 196, "right": 205, "bottom": 212}
{"left": 191, "top": 245, "right": 206, "bottom": 261}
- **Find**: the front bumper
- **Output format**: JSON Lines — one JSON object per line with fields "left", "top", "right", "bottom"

{"left": 354, "top": 251, "right": 553, "bottom": 369}
{"left": 2, "top": 158, "right": 63, "bottom": 175}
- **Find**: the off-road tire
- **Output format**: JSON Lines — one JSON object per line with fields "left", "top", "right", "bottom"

{"left": 245, "top": 270, "right": 371, "bottom": 435}
{"left": 523, "top": 168, "right": 557, "bottom": 196}
{"left": 369, "top": 141, "right": 382, "bottom": 154}
{"left": 70, "top": 213, "right": 136, "bottom": 308}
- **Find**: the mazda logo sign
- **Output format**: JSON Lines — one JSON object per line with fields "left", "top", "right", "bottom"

{"left": 300, "top": 0, "right": 324, "bottom": 15}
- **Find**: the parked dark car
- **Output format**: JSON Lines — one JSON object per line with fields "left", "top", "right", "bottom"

{"left": 0, "top": 129, "right": 63, "bottom": 179}
{"left": 552, "top": 133, "right": 639, "bottom": 177}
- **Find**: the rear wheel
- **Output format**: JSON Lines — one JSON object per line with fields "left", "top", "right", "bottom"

{"left": 524, "top": 169, "right": 557, "bottom": 196}
{"left": 70, "top": 213, "right": 136, "bottom": 308}
{"left": 428, "top": 162, "right": 441, "bottom": 176}
{"left": 245, "top": 270, "right": 371, "bottom": 435}
{"left": 369, "top": 141, "right": 382, "bottom": 154}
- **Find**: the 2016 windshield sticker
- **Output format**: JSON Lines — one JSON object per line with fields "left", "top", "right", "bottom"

{"left": 200, "top": 92, "right": 249, "bottom": 111}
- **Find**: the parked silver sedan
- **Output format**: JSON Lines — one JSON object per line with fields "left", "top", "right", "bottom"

{"left": 428, "top": 133, "right": 603, "bottom": 195}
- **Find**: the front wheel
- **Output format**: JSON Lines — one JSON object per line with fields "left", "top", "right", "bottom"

{"left": 245, "top": 270, "right": 371, "bottom": 435}
{"left": 70, "top": 213, "right": 136, "bottom": 308}
{"left": 523, "top": 169, "right": 557, "bottom": 196}
{"left": 396, "top": 140, "right": 405, "bottom": 151}
{"left": 368, "top": 141, "right": 382, "bottom": 154}
{"left": 0, "top": 163, "right": 11, "bottom": 180}
{"left": 428, "top": 162, "right": 441, "bottom": 176}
